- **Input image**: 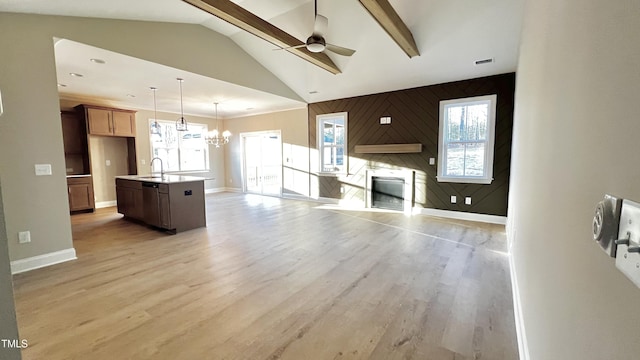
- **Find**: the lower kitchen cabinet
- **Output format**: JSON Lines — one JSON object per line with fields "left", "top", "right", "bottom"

{"left": 67, "top": 176, "right": 95, "bottom": 212}
{"left": 116, "top": 179, "right": 143, "bottom": 220}
{"left": 116, "top": 177, "right": 205, "bottom": 233}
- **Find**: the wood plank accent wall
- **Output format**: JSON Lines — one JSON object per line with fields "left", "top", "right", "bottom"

{"left": 308, "top": 73, "right": 515, "bottom": 216}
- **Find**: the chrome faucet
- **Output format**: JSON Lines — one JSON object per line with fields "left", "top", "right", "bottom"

{"left": 150, "top": 157, "right": 164, "bottom": 177}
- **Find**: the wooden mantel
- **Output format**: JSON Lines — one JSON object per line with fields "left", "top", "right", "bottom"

{"left": 354, "top": 143, "right": 422, "bottom": 154}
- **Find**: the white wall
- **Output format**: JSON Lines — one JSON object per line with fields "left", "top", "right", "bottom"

{"left": 509, "top": 0, "right": 640, "bottom": 359}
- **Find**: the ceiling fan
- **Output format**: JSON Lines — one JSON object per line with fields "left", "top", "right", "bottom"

{"left": 279, "top": 0, "right": 355, "bottom": 57}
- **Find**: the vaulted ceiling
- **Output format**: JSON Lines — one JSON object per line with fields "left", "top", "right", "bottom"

{"left": 0, "top": 0, "right": 526, "bottom": 118}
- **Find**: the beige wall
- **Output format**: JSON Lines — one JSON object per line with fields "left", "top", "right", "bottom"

{"left": 0, "top": 12, "right": 299, "bottom": 262}
{"left": 224, "top": 108, "right": 309, "bottom": 196}
{"left": 0, "top": 182, "right": 21, "bottom": 360}
{"left": 509, "top": 0, "right": 640, "bottom": 358}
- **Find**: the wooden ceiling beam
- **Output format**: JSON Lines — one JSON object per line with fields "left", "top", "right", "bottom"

{"left": 358, "top": 0, "right": 420, "bottom": 58}
{"left": 182, "top": 0, "right": 341, "bottom": 74}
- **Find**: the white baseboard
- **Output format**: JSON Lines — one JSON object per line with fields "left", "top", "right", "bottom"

{"left": 282, "top": 193, "right": 310, "bottom": 201}
{"left": 10, "top": 248, "right": 77, "bottom": 274}
{"left": 416, "top": 208, "right": 507, "bottom": 225}
{"left": 95, "top": 200, "right": 117, "bottom": 209}
{"left": 224, "top": 187, "right": 242, "bottom": 193}
{"left": 205, "top": 187, "right": 227, "bottom": 194}
{"left": 509, "top": 253, "right": 530, "bottom": 360}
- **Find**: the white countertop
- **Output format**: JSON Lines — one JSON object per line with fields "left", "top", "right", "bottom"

{"left": 66, "top": 174, "right": 92, "bottom": 178}
{"left": 116, "top": 174, "right": 209, "bottom": 184}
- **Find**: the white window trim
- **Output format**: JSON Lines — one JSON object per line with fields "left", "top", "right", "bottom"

{"left": 437, "top": 94, "right": 497, "bottom": 184}
{"left": 317, "top": 112, "right": 348, "bottom": 176}
{"left": 149, "top": 118, "right": 210, "bottom": 173}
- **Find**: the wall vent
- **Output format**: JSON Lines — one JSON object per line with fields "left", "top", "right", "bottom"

{"left": 475, "top": 58, "right": 494, "bottom": 65}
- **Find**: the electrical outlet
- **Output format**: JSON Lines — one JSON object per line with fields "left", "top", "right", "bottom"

{"left": 465, "top": 197, "right": 472, "bottom": 205}
{"left": 451, "top": 195, "right": 457, "bottom": 203}
{"left": 141, "top": 159, "right": 146, "bottom": 165}
{"left": 106, "top": 160, "right": 111, "bottom": 166}
{"left": 340, "top": 186, "right": 345, "bottom": 194}
{"left": 429, "top": 158, "right": 435, "bottom": 165}
{"left": 18, "top": 231, "right": 31, "bottom": 244}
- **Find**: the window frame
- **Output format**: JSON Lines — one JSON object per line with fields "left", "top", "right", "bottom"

{"left": 317, "top": 112, "right": 348, "bottom": 175}
{"left": 149, "top": 119, "right": 210, "bottom": 173}
{"left": 437, "top": 94, "right": 497, "bottom": 184}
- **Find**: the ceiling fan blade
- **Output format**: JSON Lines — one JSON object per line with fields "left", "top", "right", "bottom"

{"left": 313, "top": 14, "right": 328, "bottom": 37}
{"left": 326, "top": 43, "right": 356, "bottom": 57}
{"left": 273, "top": 44, "right": 307, "bottom": 51}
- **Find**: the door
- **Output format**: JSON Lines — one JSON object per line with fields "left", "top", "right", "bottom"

{"left": 242, "top": 131, "right": 282, "bottom": 196}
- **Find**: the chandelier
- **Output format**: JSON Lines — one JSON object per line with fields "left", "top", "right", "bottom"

{"left": 205, "top": 102, "right": 231, "bottom": 147}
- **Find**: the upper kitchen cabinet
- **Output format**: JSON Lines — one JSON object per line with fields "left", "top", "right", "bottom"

{"left": 78, "top": 105, "right": 136, "bottom": 137}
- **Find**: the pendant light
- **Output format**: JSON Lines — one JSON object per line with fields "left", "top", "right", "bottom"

{"left": 205, "top": 102, "right": 231, "bottom": 147}
{"left": 150, "top": 87, "right": 161, "bottom": 135}
{"left": 175, "top": 78, "right": 188, "bottom": 131}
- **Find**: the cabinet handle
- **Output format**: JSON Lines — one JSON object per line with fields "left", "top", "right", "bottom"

{"left": 108, "top": 113, "right": 113, "bottom": 132}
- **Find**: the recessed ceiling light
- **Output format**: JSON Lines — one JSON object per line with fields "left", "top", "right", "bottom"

{"left": 57, "top": 83, "right": 67, "bottom": 87}
{"left": 474, "top": 58, "right": 494, "bottom": 65}
{"left": 69, "top": 72, "right": 83, "bottom": 77}
{"left": 126, "top": 94, "right": 136, "bottom": 98}
{"left": 309, "top": 90, "right": 318, "bottom": 94}
{"left": 90, "top": 58, "right": 106, "bottom": 64}
{"left": 246, "top": 107, "right": 254, "bottom": 110}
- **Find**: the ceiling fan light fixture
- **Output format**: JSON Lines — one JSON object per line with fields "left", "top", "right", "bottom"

{"left": 306, "top": 36, "right": 326, "bottom": 53}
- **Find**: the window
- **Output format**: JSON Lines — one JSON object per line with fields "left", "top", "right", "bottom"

{"left": 149, "top": 120, "right": 209, "bottom": 172}
{"left": 437, "top": 94, "right": 497, "bottom": 184}
{"left": 317, "top": 112, "right": 348, "bottom": 174}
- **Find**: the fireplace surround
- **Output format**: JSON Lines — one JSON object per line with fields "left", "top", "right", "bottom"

{"left": 365, "top": 169, "right": 414, "bottom": 214}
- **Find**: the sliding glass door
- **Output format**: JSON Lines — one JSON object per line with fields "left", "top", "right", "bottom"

{"left": 241, "top": 131, "right": 282, "bottom": 196}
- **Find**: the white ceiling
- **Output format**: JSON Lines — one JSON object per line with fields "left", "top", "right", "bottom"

{"left": 0, "top": 0, "right": 526, "bottom": 119}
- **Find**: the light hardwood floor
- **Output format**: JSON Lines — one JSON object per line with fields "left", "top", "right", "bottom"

{"left": 13, "top": 193, "right": 518, "bottom": 360}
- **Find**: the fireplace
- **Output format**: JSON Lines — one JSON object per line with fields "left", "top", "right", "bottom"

{"left": 366, "top": 169, "right": 414, "bottom": 213}
{"left": 371, "top": 176, "right": 405, "bottom": 211}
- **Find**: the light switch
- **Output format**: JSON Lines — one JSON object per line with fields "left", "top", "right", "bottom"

{"left": 106, "top": 160, "right": 111, "bottom": 167}
{"left": 34, "top": 164, "right": 52, "bottom": 176}
{"left": 465, "top": 197, "right": 472, "bottom": 205}
{"left": 450, "top": 195, "right": 457, "bottom": 203}
{"left": 141, "top": 159, "right": 146, "bottom": 165}
{"left": 615, "top": 200, "right": 640, "bottom": 288}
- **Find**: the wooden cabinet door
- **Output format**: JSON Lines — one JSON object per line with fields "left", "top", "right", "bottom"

{"left": 159, "top": 193, "right": 171, "bottom": 229}
{"left": 69, "top": 184, "right": 93, "bottom": 211}
{"left": 131, "top": 189, "right": 144, "bottom": 220}
{"left": 112, "top": 111, "right": 135, "bottom": 137}
{"left": 116, "top": 186, "right": 131, "bottom": 215}
{"left": 87, "top": 108, "right": 112, "bottom": 135}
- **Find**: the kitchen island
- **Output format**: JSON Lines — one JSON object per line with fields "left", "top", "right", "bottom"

{"left": 115, "top": 175, "right": 206, "bottom": 233}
